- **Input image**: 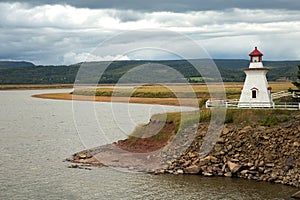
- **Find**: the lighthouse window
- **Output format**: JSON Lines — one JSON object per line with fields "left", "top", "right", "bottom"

{"left": 252, "top": 90, "right": 257, "bottom": 98}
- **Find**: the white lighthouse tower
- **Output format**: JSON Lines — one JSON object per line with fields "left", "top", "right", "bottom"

{"left": 238, "top": 47, "right": 274, "bottom": 108}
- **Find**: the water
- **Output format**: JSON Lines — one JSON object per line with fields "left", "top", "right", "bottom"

{"left": 0, "top": 89, "right": 297, "bottom": 199}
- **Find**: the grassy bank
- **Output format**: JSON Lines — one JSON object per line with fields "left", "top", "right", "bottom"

{"left": 117, "top": 108, "right": 299, "bottom": 154}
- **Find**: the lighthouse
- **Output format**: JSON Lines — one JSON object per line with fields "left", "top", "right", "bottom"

{"left": 238, "top": 47, "right": 274, "bottom": 108}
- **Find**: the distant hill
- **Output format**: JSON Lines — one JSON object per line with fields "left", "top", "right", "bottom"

{"left": 0, "top": 61, "right": 35, "bottom": 69}
{"left": 0, "top": 59, "right": 299, "bottom": 84}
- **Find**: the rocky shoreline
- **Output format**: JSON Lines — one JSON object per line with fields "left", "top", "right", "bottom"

{"left": 158, "top": 118, "right": 300, "bottom": 188}
{"left": 67, "top": 110, "right": 300, "bottom": 193}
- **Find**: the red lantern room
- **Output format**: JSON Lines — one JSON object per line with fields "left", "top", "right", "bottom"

{"left": 249, "top": 47, "right": 263, "bottom": 63}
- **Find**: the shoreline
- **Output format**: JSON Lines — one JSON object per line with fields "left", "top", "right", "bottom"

{"left": 67, "top": 109, "right": 300, "bottom": 191}
{"left": 32, "top": 92, "right": 200, "bottom": 107}
{"left": 0, "top": 84, "right": 75, "bottom": 90}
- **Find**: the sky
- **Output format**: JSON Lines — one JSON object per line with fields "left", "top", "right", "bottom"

{"left": 0, "top": 0, "right": 300, "bottom": 65}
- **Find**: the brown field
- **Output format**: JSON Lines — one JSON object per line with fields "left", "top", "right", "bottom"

{"left": 31, "top": 82, "right": 296, "bottom": 107}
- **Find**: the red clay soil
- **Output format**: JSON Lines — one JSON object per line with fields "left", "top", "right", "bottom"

{"left": 116, "top": 120, "right": 176, "bottom": 153}
{"left": 67, "top": 119, "right": 179, "bottom": 171}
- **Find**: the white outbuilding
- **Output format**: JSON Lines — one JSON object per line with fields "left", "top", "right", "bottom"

{"left": 238, "top": 47, "right": 274, "bottom": 108}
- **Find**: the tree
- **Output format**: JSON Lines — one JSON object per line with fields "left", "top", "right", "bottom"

{"left": 292, "top": 65, "right": 300, "bottom": 90}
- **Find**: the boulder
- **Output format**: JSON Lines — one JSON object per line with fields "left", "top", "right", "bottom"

{"left": 203, "top": 172, "right": 213, "bottom": 177}
{"left": 224, "top": 172, "right": 232, "bottom": 177}
{"left": 199, "top": 156, "right": 211, "bottom": 166}
{"left": 227, "top": 161, "right": 241, "bottom": 174}
{"left": 240, "top": 170, "right": 249, "bottom": 175}
{"left": 184, "top": 165, "right": 200, "bottom": 174}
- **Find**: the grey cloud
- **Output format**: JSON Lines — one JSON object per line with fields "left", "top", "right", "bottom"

{"left": 1, "top": 0, "right": 300, "bottom": 11}
{"left": 0, "top": 2, "right": 300, "bottom": 65}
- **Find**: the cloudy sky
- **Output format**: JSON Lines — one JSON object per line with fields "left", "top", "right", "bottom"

{"left": 0, "top": 0, "right": 300, "bottom": 65}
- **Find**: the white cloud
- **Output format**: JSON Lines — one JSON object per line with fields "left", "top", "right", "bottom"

{"left": 63, "top": 52, "right": 130, "bottom": 65}
{"left": 0, "top": 2, "right": 300, "bottom": 64}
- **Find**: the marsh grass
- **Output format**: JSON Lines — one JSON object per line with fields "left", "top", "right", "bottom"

{"left": 72, "top": 82, "right": 296, "bottom": 100}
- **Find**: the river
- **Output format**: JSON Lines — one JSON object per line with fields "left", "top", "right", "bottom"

{"left": 0, "top": 89, "right": 297, "bottom": 199}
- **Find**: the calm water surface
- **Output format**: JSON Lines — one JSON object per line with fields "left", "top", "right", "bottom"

{"left": 0, "top": 90, "right": 297, "bottom": 199}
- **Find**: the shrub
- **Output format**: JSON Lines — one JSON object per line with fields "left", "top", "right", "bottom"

{"left": 261, "top": 116, "right": 278, "bottom": 127}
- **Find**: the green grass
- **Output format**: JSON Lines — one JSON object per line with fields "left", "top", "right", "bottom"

{"left": 260, "top": 117, "right": 279, "bottom": 127}
{"left": 125, "top": 108, "right": 298, "bottom": 145}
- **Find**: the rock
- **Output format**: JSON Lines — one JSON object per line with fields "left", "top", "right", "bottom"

{"left": 78, "top": 154, "right": 87, "bottom": 159}
{"left": 265, "top": 163, "right": 275, "bottom": 167}
{"left": 217, "top": 137, "right": 225, "bottom": 144}
{"left": 284, "top": 123, "right": 292, "bottom": 128}
{"left": 70, "top": 164, "right": 78, "bottom": 168}
{"left": 243, "top": 125, "right": 252, "bottom": 130}
{"left": 227, "top": 161, "right": 241, "bottom": 174}
{"left": 240, "top": 170, "right": 249, "bottom": 175}
{"left": 293, "top": 142, "right": 300, "bottom": 147}
{"left": 291, "top": 191, "right": 300, "bottom": 199}
{"left": 203, "top": 172, "right": 213, "bottom": 177}
{"left": 286, "top": 156, "right": 295, "bottom": 167}
{"left": 177, "top": 169, "right": 184, "bottom": 174}
{"left": 222, "top": 127, "right": 230, "bottom": 135}
{"left": 269, "top": 172, "right": 278, "bottom": 181}
{"left": 257, "top": 125, "right": 266, "bottom": 130}
{"left": 239, "top": 126, "right": 252, "bottom": 134}
{"left": 187, "top": 152, "right": 198, "bottom": 158}
{"left": 184, "top": 165, "right": 200, "bottom": 174}
{"left": 247, "top": 162, "right": 254, "bottom": 167}
{"left": 199, "top": 156, "right": 211, "bottom": 166}
{"left": 210, "top": 156, "right": 218, "bottom": 163}
{"left": 227, "top": 144, "right": 233, "bottom": 151}
{"left": 224, "top": 172, "right": 232, "bottom": 177}
{"left": 262, "top": 135, "right": 270, "bottom": 140}
{"left": 258, "top": 161, "right": 264, "bottom": 167}
{"left": 183, "top": 160, "right": 191, "bottom": 167}
{"left": 258, "top": 167, "right": 265, "bottom": 173}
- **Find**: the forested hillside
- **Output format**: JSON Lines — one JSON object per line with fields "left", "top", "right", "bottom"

{"left": 0, "top": 59, "right": 298, "bottom": 84}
